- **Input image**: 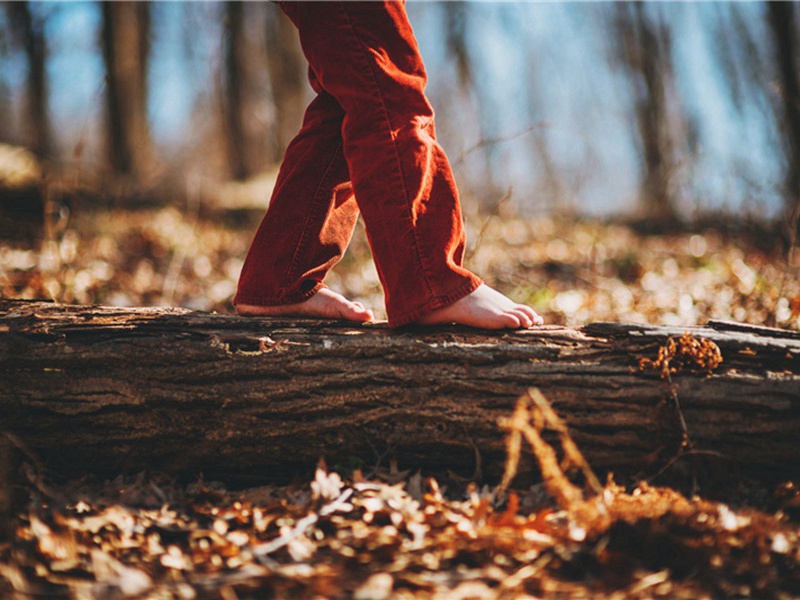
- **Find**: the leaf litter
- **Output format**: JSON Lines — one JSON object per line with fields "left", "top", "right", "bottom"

{"left": 2, "top": 389, "right": 798, "bottom": 598}
{"left": 3, "top": 210, "right": 800, "bottom": 331}
{"left": 3, "top": 210, "right": 800, "bottom": 596}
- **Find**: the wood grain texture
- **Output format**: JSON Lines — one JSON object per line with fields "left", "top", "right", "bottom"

{"left": 1, "top": 299, "right": 799, "bottom": 483}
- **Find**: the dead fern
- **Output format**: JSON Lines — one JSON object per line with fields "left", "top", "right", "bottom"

{"left": 497, "top": 388, "right": 607, "bottom": 533}
{"left": 639, "top": 332, "right": 723, "bottom": 379}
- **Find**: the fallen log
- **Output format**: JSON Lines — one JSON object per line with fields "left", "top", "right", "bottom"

{"left": 1, "top": 299, "right": 799, "bottom": 485}
{"left": 0, "top": 435, "right": 14, "bottom": 540}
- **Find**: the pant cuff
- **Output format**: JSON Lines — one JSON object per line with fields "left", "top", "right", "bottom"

{"left": 387, "top": 274, "right": 483, "bottom": 328}
{"left": 233, "top": 282, "right": 326, "bottom": 308}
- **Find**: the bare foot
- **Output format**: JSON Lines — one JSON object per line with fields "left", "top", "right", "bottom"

{"left": 237, "top": 287, "right": 374, "bottom": 323}
{"left": 415, "top": 284, "right": 543, "bottom": 329}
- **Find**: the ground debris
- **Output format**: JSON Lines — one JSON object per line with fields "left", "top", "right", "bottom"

{"left": 2, "top": 391, "right": 798, "bottom": 598}
{"left": 639, "top": 332, "right": 724, "bottom": 379}
{"left": 3, "top": 212, "right": 799, "bottom": 332}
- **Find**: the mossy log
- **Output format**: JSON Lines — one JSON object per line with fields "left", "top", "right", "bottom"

{"left": 1, "top": 299, "right": 799, "bottom": 484}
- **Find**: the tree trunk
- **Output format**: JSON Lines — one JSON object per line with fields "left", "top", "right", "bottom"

{"left": 444, "top": 3, "right": 473, "bottom": 89}
{"left": 101, "top": 1, "right": 152, "bottom": 179}
{"left": 767, "top": 1, "right": 800, "bottom": 217}
{"left": 5, "top": 1, "right": 51, "bottom": 158}
{"left": 264, "top": 4, "right": 307, "bottom": 162}
{"left": 222, "top": 1, "right": 250, "bottom": 181}
{"left": 0, "top": 435, "right": 14, "bottom": 541}
{"left": 613, "top": 3, "right": 682, "bottom": 226}
{"left": 1, "top": 300, "right": 799, "bottom": 485}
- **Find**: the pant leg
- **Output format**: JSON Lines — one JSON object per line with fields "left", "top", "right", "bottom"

{"left": 284, "top": 1, "right": 482, "bottom": 327}
{"left": 234, "top": 86, "right": 359, "bottom": 306}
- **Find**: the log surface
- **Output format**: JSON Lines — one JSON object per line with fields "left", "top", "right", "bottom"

{"left": 1, "top": 299, "right": 799, "bottom": 483}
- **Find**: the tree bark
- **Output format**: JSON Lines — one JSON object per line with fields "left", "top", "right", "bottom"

{"left": 0, "top": 435, "right": 14, "bottom": 541}
{"left": 1, "top": 299, "right": 799, "bottom": 485}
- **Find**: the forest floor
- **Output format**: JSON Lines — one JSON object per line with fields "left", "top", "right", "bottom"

{"left": 1, "top": 206, "right": 800, "bottom": 598}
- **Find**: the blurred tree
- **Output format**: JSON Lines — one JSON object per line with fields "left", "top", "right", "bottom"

{"left": 101, "top": 1, "right": 152, "bottom": 180}
{"left": 222, "top": 0, "right": 250, "bottom": 181}
{"left": 0, "top": 20, "right": 9, "bottom": 143}
{"left": 4, "top": 2, "right": 51, "bottom": 157}
{"left": 613, "top": 3, "right": 682, "bottom": 225}
{"left": 221, "top": 2, "right": 281, "bottom": 180}
{"left": 767, "top": 1, "right": 800, "bottom": 217}
{"left": 265, "top": 4, "right": 306, "bottom": 162}
{"left": 445, "top": 3, "right": 473, "bottom": 88}
{"left": 715, "top": 4, "right": 766, "bottom": 116}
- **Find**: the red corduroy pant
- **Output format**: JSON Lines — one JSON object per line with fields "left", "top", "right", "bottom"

{"left": 234, "top": 1, "right": 482, "bottom": 327}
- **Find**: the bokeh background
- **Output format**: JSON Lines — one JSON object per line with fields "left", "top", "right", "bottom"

{"left": 1, "top": 1, "right": 799, "bottom": 327}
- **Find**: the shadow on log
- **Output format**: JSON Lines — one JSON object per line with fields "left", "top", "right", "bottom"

{"left": 1, "top": 299, "right": 799, "bottom": 486}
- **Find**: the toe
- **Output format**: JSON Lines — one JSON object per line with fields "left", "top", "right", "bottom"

{"left": 342, "top": 306, "right": 369, "bottom": 322}
{"left": 517, "top": 305, "right": 543, "bottom": 326}
{"left": 353, "top": 303, "right": 374, "bottom": 321}
{"left": 348, "top": 303, "right": 374, "bottom": 322}
{"left": 509, "top": 308, "right": 533, "bottom": 328}
{"left": 500, "top": 311, "right": 522, "bottom": 328}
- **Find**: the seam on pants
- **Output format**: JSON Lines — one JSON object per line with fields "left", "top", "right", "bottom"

{"left": 282, "top": 139, "right": 345, "bottom": 294}
{"left": 338, "top": 1, "right": 436, "bottom": 300}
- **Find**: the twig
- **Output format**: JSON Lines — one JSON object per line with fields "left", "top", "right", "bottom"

{"left": 251, "top": 512, "right": 318, "bottom": 558}
{"left": 465, "top": 187, "right": 512, "bottom": 261}
{"left": 162, "top": 175, "right": 202, "bottom": 305}
{"left": 664, "top": 370, "right": 691, "bottom": 450}
{"left": 641, "top": 368, "right": 693, "bottom": 485}
{"left": 614, "top": 569, "right": 670, "bottom": 598}
{"left": 467, "top": 428, "right": 483, "bottom": 483}
{"left": 363, "top": 438, "right": 394, "bottom": 480}
{"left": 497, "top": 388, "right": 602, "bottom": 507}
{"left": 771, "top": 200, "right": 800, "bottom": 327}
{"left": 526, "top": 389, "right": 603, "bottom": 495}
{"left": 454, "top": 122, "right": 548, "bottom": 166}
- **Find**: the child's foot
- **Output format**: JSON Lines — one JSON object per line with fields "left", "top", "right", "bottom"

{"left": 236, "top": 287, "right": 374, "bottom": 323}
{"left": 415, "top": 284, "right": 543, "bottom": 329}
